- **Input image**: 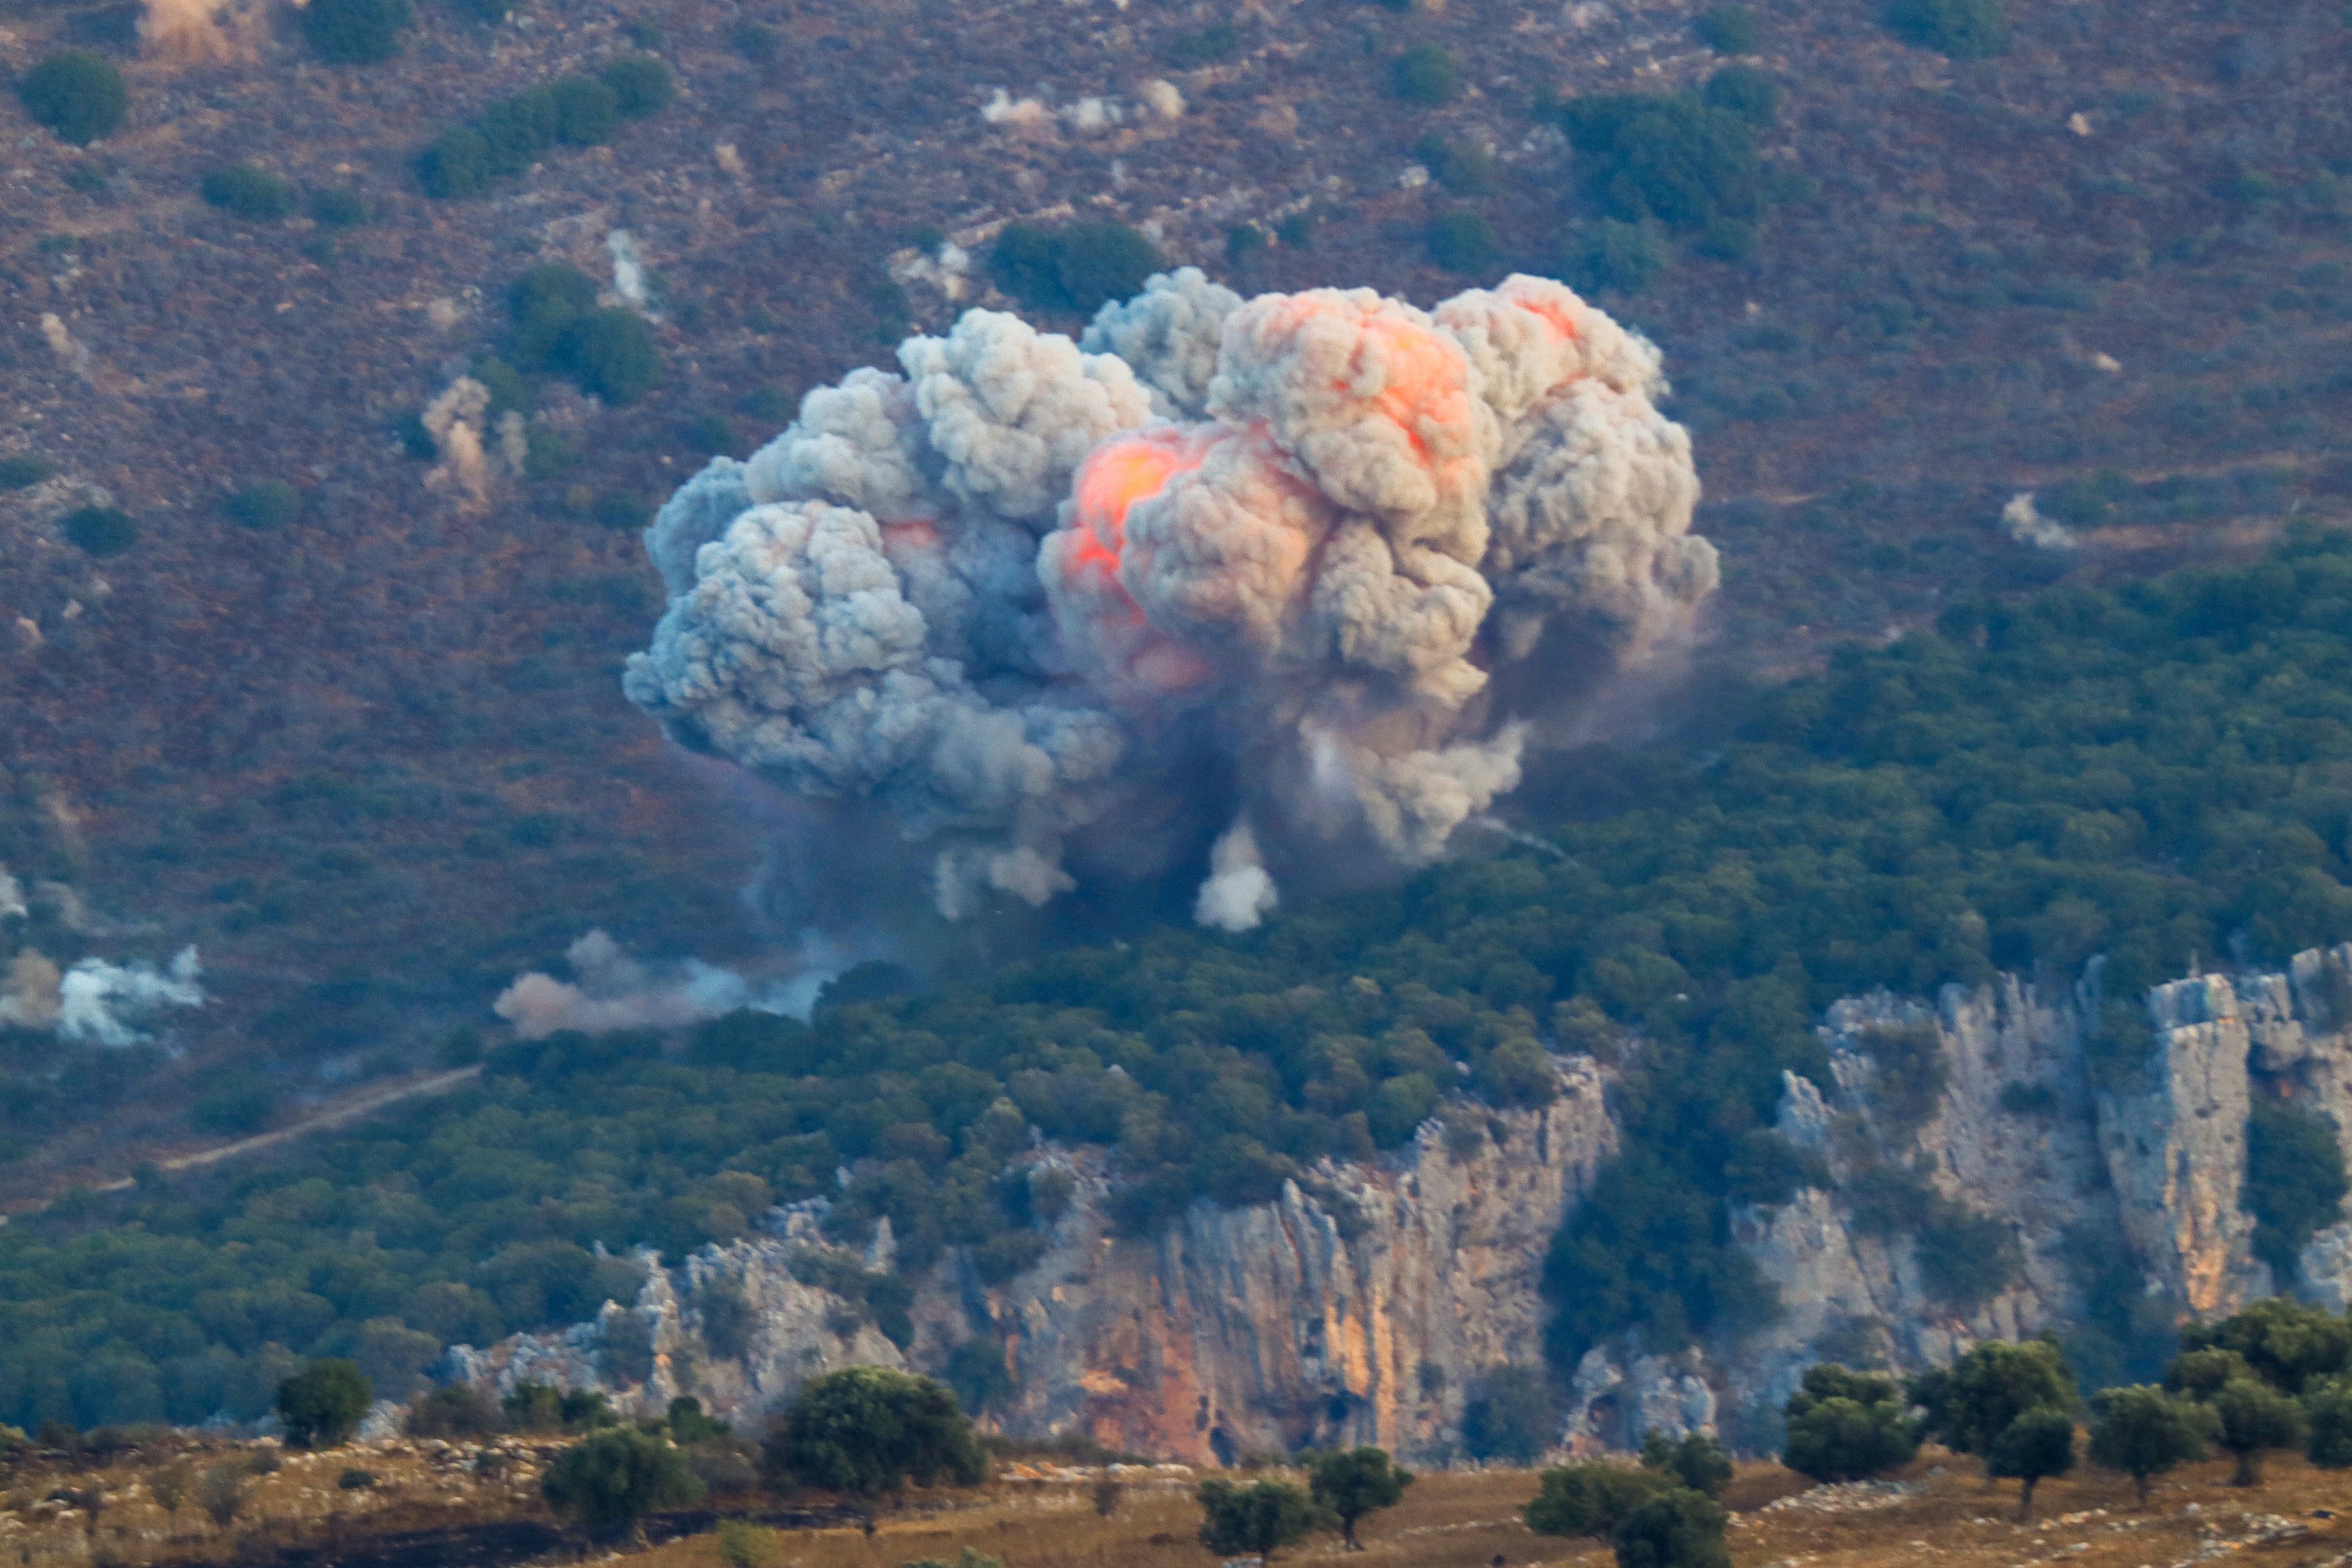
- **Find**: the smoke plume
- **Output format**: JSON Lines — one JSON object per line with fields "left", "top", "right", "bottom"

{"left": 28, "top": 946, "right": 206, "bottom": 1046}
{"left": 626, "top": 271, "right": 1714, "bottom": 925}
{"left": 496, "top": 929, "right": 794, "bottom": 1039}
{"left": 138, "top": 0, "right": 263, "bottom": 59}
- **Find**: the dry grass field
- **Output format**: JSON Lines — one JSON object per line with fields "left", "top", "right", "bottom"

{"left": 0, "top": 1438, "right": 2346, "bottom": 1568}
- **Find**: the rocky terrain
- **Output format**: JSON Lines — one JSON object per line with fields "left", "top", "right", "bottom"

{"left": 444, "top": 945, "right": 2352, "bottom": 1463}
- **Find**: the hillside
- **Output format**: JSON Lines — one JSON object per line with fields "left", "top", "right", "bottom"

{"left": 2, "top": 0, "right": 2350, "bottom": 1183}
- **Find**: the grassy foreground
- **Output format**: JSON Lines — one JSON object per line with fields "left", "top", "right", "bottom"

{"left": 0, "top": 1438, "right": 2346, "bottom": 1568}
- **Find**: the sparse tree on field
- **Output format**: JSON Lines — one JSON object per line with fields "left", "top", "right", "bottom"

{"left": 1782, "top": 1364, "right": 1921, "bottom": 1483}
{"left": 762, "top": 1366, "right": 986, "bottom": 1537}
{"left": 1986, "top": 1406, "right": 2075, "bottom": 1521}
{"left": 1524, "top": 1464, "right": 1672, "bottom": 1539}
{"left": 195, "top": 1463, "right": 245, "bottom": 1529}
{"left": 2210, "top": 1378, "right": 2306, "bottom": 1488}
{"left": 1610, "top": 1486, "right": 1731, "bottom": 1568}
{"left": 1196, "top": 1478, "right": 1333, "bottom": 1564}
{"left": 540, "top": 1426, "right": 704, "bottom": 1544}
{"left": 277, "top": 1359, "right": 374, "bottom": 1449}
{"left": 1308, "top": 1446, "right": 1414, "bottom": 1550}
{"left": 2087, "top": 1385, "right": 2214, "bottom": 1506}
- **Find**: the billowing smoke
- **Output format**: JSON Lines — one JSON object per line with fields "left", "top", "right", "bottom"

{"left": 626, "top": 271, "right": 1714, "bottom": 925}
{"left": 1, "top": 947, "right": 208, "bottom": 1046}
{"left": 138, "top": 0, "right": 265, "bottom": 59}
{"left": 496, "top": 929, "right": 807, "bottom": 1039}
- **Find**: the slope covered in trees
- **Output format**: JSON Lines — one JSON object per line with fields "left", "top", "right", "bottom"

{"left": 4, "top": 529, "right": 2351, "bottom": 1431}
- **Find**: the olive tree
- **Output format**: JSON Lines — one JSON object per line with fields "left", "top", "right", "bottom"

{"left": 763, "top": 1367, "right": 986, "bottom": 1534}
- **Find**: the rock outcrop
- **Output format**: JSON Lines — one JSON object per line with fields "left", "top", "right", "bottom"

{"left": 448, "top": 949, "right": 2352, "bottom": 1464}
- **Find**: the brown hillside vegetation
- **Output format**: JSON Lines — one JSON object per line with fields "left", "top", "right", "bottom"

{"left": 1, "top": 0, "right": 2350, "bottom": 1170}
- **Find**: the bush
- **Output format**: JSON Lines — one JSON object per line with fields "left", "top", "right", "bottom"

{"left": 550, "top": 76, "right": 621, "bottom": 145}
{"left": 541, "top": 1427, "right": 704, "bottom": 1539}
{"left": 1390, "top": 45, "right": 1463, "bottom": 106}
{"left": 2306, "top": 1378, "right": 2352, "bottom": 1468}
{"left": 1461, "top": 1365, "right": 1551, "bottom": 1463}
{"left": 276, "top": 1359, "right": 373, "bottom": 1449}
{"left": 407, "top": 1384, "right": 504, "bottom": 1438}
{"left": 1427, "top": 209, "right": 1499, "bottom": 275}
{"left": 418, "top": 127, "right": 494, "bottom": 198}
{"left": 192, "top": 1074, "right": 277, "bottom": 1134}
{"left": 1559, "top": 220, "right": 1669, "bottom": 294}
{"left": 1881, "top": 0, "right": 2007, "bottom": 58}
{"left": 601, "top": 55, "right": 674, "bottom": 118}
{"left": 1782, "top": 1365, "right": 1921, "bottom": 1482}
{"left": 2180, "top": 1298, "right": 2352, "bottom": 1394}
{"left": 309, "top": 186, "right": 369, "bottom": 227}
{"left": 224, "top": 480, "right": 300, "bottom": 530}
{"left": 1916, "top": 1203, "right": 2022, "bottom": 1311}
{"left": 987, "top": 221, "right": 1162, "bottom": 315}
{"left": 1558, "top": 92, "right": 1761, "bottom": 231}
{"left": 18, "top": 52, "right": 127, "bottom": 146}
{"left": 0, "top": 454, "right": 53, "bottom": 490}
{"left": 337, "top": 1467, "right": 377, "bottom": 1489}
{"left": 1702, "top": 66, "right": 1780, "bottom": 129}
{"left": 1414, "top": 132, "right": 1501, "bottom": 197}
{"left": 763, "top": 1367, "right": 986, "bottom": 1527}
{"left": 301, "top": 0, "right": 413, "bottom": 64}
{"left": 717, "top": 1520, "right": 777, "bottom": 1568}
{"left": 61, "top": 505, "right": 137, "bottom": 557}
{"left": 1197, "top": 1478, "right": 1332, "bottom": 1562}
{"left": 1164, "top": 23, "right": 1239, "bottom": 66}
{"left": 559, "top": 309, "right": 660, "bottom": 404}
{"left": 1691, "top": 5, "right": 1756, "bottom": 53}
{"left": 202, "top": 163, "right": 296, "bottom": 221}
{"left": 1526, "top": 1463, "right": 1670, "bottom": 1537}
{"left": 2242, "top": 1102, "right": 2348, "bottom": 1278}
{"left": 1639, "top": 1431, "right": 1731, "bottom": 1497}
{"left": 1611, "top": 1486, "right": 1730, "bottom": 1568}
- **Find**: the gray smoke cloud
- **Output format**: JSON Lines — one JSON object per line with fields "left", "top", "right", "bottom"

{"left": 2, "top": 946, "right": 208, "bottom": 1046}
{"left": 625, "top": 272, "right": 1715, "bottom": 925}
{"left": 497, "top": 930, "right": 772, "bottom": 1039}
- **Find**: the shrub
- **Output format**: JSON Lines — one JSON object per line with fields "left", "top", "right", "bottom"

{"left": 1414, "top": 132, "right": 1501, "bottom": 197}
{"left": 550, "top": 76, "right": 621, "bottom": 145}
{"left": 192, "top": 1075, "right": 276, "bottom": 1134}
{"left": 1691, "top": 5, "right": 1757, "bottom": 53}
{"left": 2242, "top": 1102, "right": 2348, "bottom": 1277}
{"left": 276, "top": 1359, "right": 373, "bottom": 1449}
{"left": 1909, "top": 1340, "right": 2075, "bottom": 1457}
{"left": 224, "top": 480, "right": 300, "bottom": 530}
{"left": 1611, "top": 1486, "right": 1730, "bottom": 1568}
{"left": 1196, "top": 1478, "right": 1332, "bottom": 1562}
{"left": 61, "top": 505, "right": 137, "bottom": 557}
{"left": 19, "top": 52, "right": 127, "bottom": 146}
{"left": 1916, "top": 1204, "right": 2021, "bottom": 1311}
{"left": 1164, "top": 23, "right": 1239, "bottom": 66}
{"left": 1390, "top": 45, "right": 1462, "bottom": 106}
{"left": 987, "top": 221, "right": 1162, "bottom": 315}
{"left": 554, "top": 308, "right": 658, "bottom": 404}
{"left": 202, "top": 163, "right": 296, "bottom": 221}
{"left": 1525, "top": 1463, "right": 1669, "bottom": 1537}
{"left": 1782, "top": 1364, "right": 1921, "bottom": 1482}
{"left": 337, "top": 1467, "right": 377, "bottom": 1489}
{"left": 541, "top": 1427, "right": 703, "bottom": 1539}
{"left": 1461, "top": 1365, "right": 1551, "bottom": 1463}
{"left": 1558, "top": 92, "right": 1760, "bottom": 231}
{"left": 1427, "top": 208, "right": 1499, "bottom": 274}
{"left": 1559, "top": 220, "right": 1668, "bottom": 293}
{"left": 1882, "top": 0, "right": 2007, "bottom": 58}
{"left": 309, "top": 186, "right": 369, "bottom": 227}
{"left": 418, "top": 127, "right": 494, "bottom": 198}
{"left": 1640, "top": 1431, "right": 1731, "bottom": 1496}
{"left": 407, "top": 1384, "right": 504, "bottom": 1438}
{"left": 301, "top": 0, "right": 413, "bottom": 64}
{"left": 601, "top": 55, "right": 673, "bottom": 118}
{"left": 0, "top": 454, "right": 54, "bottom": 489}
{"left": 763, "top": 1367, "right": 986, "bottom": 1529}
{"left": 2180, "top": 1298, "right": 2352, "bottom": 1394}
{"left": 195, "top": 1463, "right": 244, "bottom": 1526}
{"left": 2306, "top": 1378, "right": 2352, "bottom": 1468}
{"left": 717, "top": 1520, "right": 777, "bottom": 1568}
{"left": 1702, "top": 65, "right": 1780, "bottom": 129}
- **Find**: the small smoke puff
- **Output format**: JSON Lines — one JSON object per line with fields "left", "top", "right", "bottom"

{"left": 1061, "top": 97, "right": 1123, "bottom": 133}
{"left": 2002, "top": 492, "right": 2076, "bottom": 551}
{"left": 422, "top": 375, "right": 494, "bottom": 513}
{"left": 39, "top": 314, "right": 92, "bottom": 379}
{"left": 607, "top": 231, "right": 649, "bottom": 312}
{"left": 981, "top": 89, "right": 1049, "bottom": 129}
{"left": 1080, "top": 268, "right": 1242, "bottom": 418}
{"left": 0, "top": 951, "right": 61, "bottom": 1031}
{"left": 1194, "top": 820, "right": 1277, "bottom": 932}
{"left": 56, "top": 946, "right": 204, "bottom": 1046}
{"left": 715, "top": 143, "right": 747, "bottom": 178}
{"left": 496, "top": 929, "right": 761, "bottom": 1039}
{"left": 1137, "top": 78, "right": 1185, "bottom": 121}
{"left": 0, "top": 867, "right": 24, "bottom": 922}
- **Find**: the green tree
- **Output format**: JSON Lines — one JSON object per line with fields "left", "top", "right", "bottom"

{"left": 275, "top": 1359, "right": 372, "bottom": 1449}
{"left": 987, "top": 222, "right": 1160, "bottom": 315}
{"left": 301, "top": 0, "right": 412, "bottom": 63}
{"left": 601, "top": 55, "right": 674, "bottom": 118}
{"left": 61, "top": 506, "right": 137, "bottom": 557}
{"left": 762, "top": 1367, "right": 986, "bottom": 1534}
{"left": 540, "top": 1426, "right": 704, "bottom": 1541}
{"left": 2086, "top": 1385, "right": 2214, "bottom": 1506}
{"left": 1880, "top": 0, "right": 2005, "bottom": 58}
{"left": 1308, "top": 1446, "right": 1413, "bottom": 1550}
{"left": 1909, "top": 1340, "right": 2075, "bottom": 1457}
{"left": 2165, "top": 1346, "right": 2257, "bottom": 1401}
{"left": 2241, "top": 1107, "right": 2350, "bottom": 1282}
{"left": 1639, "top": 1431, "right": 1732, "bottom": 1497}
{"left": 224, "top": 480, "right": 300, "bottom": 530}
{"left": 201, "top": 164, "right": 296, "bottom": 221}
{"left": 2210, "top": 1377, "right": 2306, "bottom": 1487}
{"left": 1390, "top": 45, "right": 1463, "bottom": 107}
{"left": 1525, "top": 1464, "right": 1671, "bottom": 1537}
{"left": 557, "top": 309, "right": 659, "bottom": 404}
{"left": 2180, "top": 1297, "right": 2352, "bottom": 1393}
{"left": 1610, "top": 1486, "right": 1730, "bottom": 1568}
{"left": 18, "top": 52, "right": 127, "bottom": 145}
{"left": 1985, "top": 1406, "right": 2074, "bottom": 1521}
{"left": 2304, "top": 1378, "right": 2352, "bottom": 1468}
{"left": 1781, "top": 1365, "right": 1920, "bottom": 1482}
{"left": 1196, "top": 1478, "right": 1332, "bottom": 1562}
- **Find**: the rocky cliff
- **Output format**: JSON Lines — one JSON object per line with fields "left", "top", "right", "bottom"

{"left": 448, "top": 948, "right": 2352, "bottom": 1465}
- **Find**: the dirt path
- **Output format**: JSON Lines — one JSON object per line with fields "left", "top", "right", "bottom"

{"left": 0, "top": 1065, "right": 484, "bottom": 1223}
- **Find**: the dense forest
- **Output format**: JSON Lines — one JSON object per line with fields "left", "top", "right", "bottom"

{"left": 4, "top": 528, "right": 2351, "bottom": 1433}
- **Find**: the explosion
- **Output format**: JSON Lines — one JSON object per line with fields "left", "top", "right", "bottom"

{"left": 624, "top": 270, "right": 1714, "bottom": 929}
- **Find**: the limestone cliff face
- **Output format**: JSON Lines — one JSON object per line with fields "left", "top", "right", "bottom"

{"left": 449, "top": 949, "right": 2352, "bottom": 1462}
{"left": 450, "top": 1058, "right": 1615, "bottom": 1465}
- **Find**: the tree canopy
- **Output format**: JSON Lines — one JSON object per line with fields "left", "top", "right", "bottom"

{"left": 762, "top": 1368, "right": 984, "bottom": 1528}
